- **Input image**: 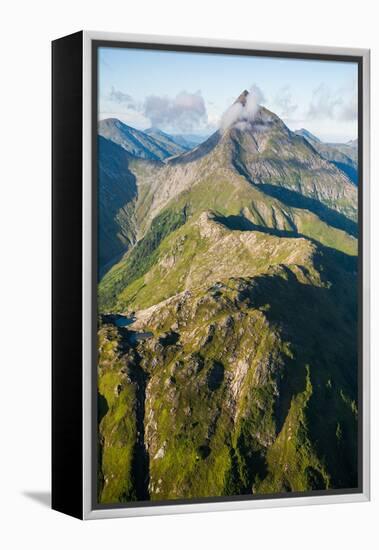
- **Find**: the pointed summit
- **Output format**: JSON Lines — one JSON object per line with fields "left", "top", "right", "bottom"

{"left": 235, "top": 89, "right": 250, "bottom": 105}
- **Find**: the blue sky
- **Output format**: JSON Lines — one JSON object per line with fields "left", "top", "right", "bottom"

{"left": 98, "top": 46, "right": 358, "bottom": 143}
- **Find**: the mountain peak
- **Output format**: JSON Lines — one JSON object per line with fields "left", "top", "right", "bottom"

{"left": 295, "top": 128, "right": 321, "bottom": 144}
{"left": 234, "top": 89, "right": 250, "bottom": 105}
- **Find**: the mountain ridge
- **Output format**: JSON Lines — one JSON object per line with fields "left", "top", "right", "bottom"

{"left": 144, "top": 127, "right": 189, "bottom": 156}
{"left": 96, "top": 90, "right": 359, "bottom": 503}
{"left": 98, "top": 98, "right": 358, "bottom": 275}
{"left": 294, "top": 128, "right": 358, "bottom": 184}
{"left": 99, "top": 118, "right": 186, "bottom": 161}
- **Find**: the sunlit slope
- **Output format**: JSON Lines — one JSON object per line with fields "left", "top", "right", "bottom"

{"left": 99, "top": 169, "right": 357, "bottom": 312}
{"left": 98, "top": 241, "right": 358, "bottom": 502}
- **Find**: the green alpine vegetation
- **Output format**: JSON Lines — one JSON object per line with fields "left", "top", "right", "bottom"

{"left": 96, "top": 90, "right": 359, "bottom": 504}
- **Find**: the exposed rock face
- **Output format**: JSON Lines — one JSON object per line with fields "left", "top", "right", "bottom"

{"left": 294, "top": 128, "right": 358, "bottom": 185}
{"left": 235, "top": 89, "right": 250, "bottom": 105}
{"left": 98, "top": 135, "right": 163, "bottom": 272}
{"left": 226, "top": 106, "right": 357, "bottom": 220}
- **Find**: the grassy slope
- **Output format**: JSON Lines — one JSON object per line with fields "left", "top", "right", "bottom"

{"left": 99, "top": 171, "right": 357, "bottom": 312}
{"left": 98, "top": 250, "right": 357, "bottom": 501}
{"left": 97, "top": 325, "right": 138, "bottom": 503}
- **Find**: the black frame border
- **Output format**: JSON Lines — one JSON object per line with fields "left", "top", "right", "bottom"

{"left": 52, "top": 30, "right": 84, "bottom": 519}
{"left": 91, "top": 39, "right": 364, "bottom": 512}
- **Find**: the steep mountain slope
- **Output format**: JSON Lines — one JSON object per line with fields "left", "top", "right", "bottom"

{"left": 98, "top": 96, "right": 358, "bottom": 274}
{"left": 144, "top": 127, "right": 189, "bottom": 156}
{"left": 136, "top": 104, "right": 357, "bottom": 227}
{"left": 295, "top": 128, "right": 358, "bottom": 184}
{"left": 99, "top": 194, "right": 356, "bottom": 313}
{"left": 330, "top": 139, "right": 358, "bottom": 164}
{"left": 126, "top": 119, "right": 357, "bottom": 259}
{"left": 97, "top": 91, "right": 359, "bottom": 504}
{"left": 222, "top": 104, "right": 357, "bottom": 220}
{"left": 99, "top": 118, "right": 181, "bottom": 161}
{"left": 294, "top": 128, "right": 321, "bottom": 144}
{"left": 98, "top": 136, "right": 162, "bottom": 272}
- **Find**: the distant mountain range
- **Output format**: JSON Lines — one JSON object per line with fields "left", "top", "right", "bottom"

{"left": 169, "top": 132, "right": 209, "bottom": 149}
{"left": 97, "top": 91, "right": 358, "bottom": 504}
{"left": 98, "top": 118, "right": 209, "bottom": 162}
{"left": 294, "top": 128, "right": 358, "bottom": 184}
{"left": 144, "top": 127, "right": 190, "bottom": 156}
{"left": 99, "top": 118, "right": 188, "bottom": 161}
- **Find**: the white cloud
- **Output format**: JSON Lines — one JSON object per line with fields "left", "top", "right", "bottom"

{"left": 273, "top": 85, "right": 298, "bottom": 118}
{"left": 308, "top": 83, "right": 342, "bottom": 119}
{"left": 101, "top": 88, "right": 208, "bottom": 132}
{"left": 108, "top": 87, "right": 132, "bottom": 104}
{"left": 107, "top": 87, "right": 141, "bottom": 111}
{"left": 307, "top": 80, "right": 357, "bottom": 122}
{"left": 143, "top": 91, "right": 207, "bottom": 132}
{"left": 337, "top": 81, "right": 358, "bottom": 122}
{"left": 220, "top": 84, "right": 264, "bottom": 131}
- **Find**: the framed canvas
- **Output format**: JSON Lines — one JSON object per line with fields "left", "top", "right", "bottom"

{"left": 52, "top": 31, "right": 370, "bottom": 520}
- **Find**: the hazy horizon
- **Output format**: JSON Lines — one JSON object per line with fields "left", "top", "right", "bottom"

{"left": 98, "top": 47, "right": 358, "bottom": 143}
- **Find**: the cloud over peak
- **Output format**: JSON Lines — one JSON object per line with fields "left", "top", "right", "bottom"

{"left": 220, "top": 84, "right": 264, "bottom": 131}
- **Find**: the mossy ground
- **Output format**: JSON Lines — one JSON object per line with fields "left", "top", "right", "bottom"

{"left": 98, "top": 248, "right": 358, "bottom": 502}
{"left": 97, "top": 326, "right": 138, "bottom": 503}
{"left": 97, "top": 135, "right": 358, "bottom": 504}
